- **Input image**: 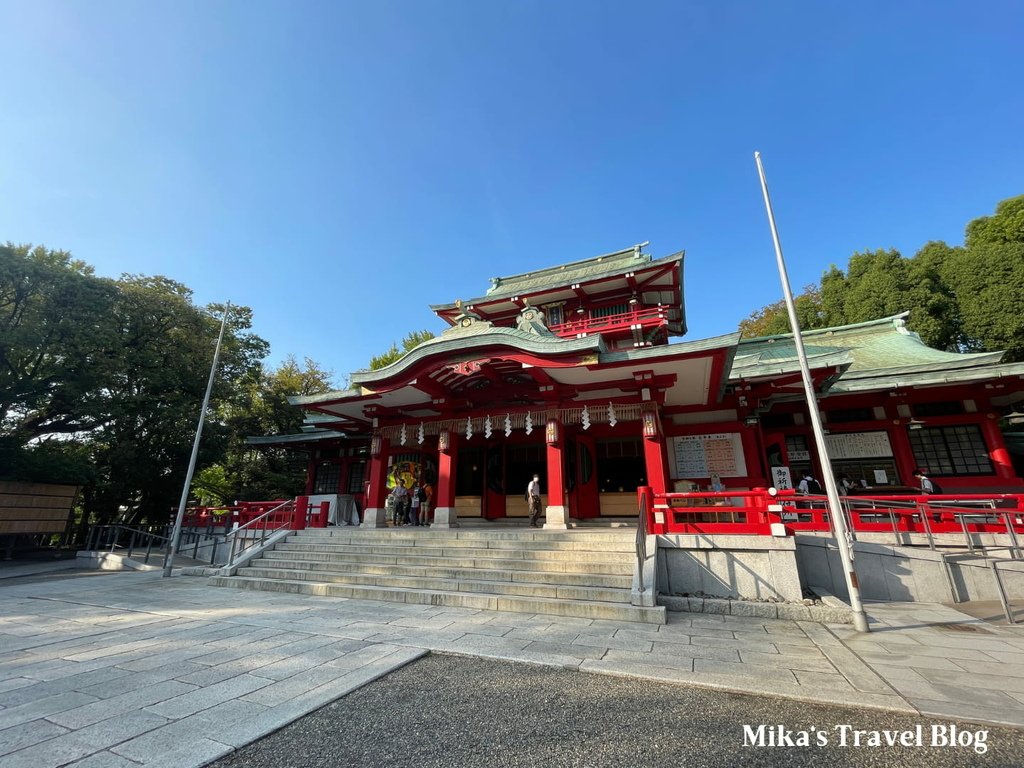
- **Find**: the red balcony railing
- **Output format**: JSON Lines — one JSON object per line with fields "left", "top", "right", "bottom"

{"left": 637, "top": 486, "right": 1024, "bottom": 539}
{"left": 550, "top": 305, "right": 668, "bottom": 338}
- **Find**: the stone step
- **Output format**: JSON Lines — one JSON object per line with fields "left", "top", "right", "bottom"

{"left": 293, "top": 534, "right": 635, "bottom": 554}
{"left": 208, "top": 575, "right": 665, "bottom": 624}
{"left": 253, "top": 557, "right": 633, "bottom": 588}
{"left": 237, "top": 567, "right": 632, "bottom": 603}
{"left": 295, "top": 528, "right": 635, "bottom": 544}
{"left": 260, "top": 548, "right": 632, "bottom": 575}
{"left": 272, "top": 542, "right": 635, "bottom": 565}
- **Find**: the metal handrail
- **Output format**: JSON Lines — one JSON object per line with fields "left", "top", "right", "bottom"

{"left": 85, "top": 524, "right": 170, "bottom": 565}
{"left": 223, "top": 499, "right": 294, "bottom": 569}
{"left": 635, "top": 492, "right": 649, "bottom": 595}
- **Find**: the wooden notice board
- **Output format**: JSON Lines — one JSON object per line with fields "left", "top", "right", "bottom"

{"left": 0, "top": 482, "right": 80, "bottom": 535}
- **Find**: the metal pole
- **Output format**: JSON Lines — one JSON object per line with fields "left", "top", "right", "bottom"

{"left": 754, "top": 152, "right": 870, "bottom": 632}
{"left": 163, "top": 304, "right": 231, "bottom": 577}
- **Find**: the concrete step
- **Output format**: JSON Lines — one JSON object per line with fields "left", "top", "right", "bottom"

{"left": 295, "top": 528, "right": 635, "bottom": 544}
{"left": 271, "top": 542, "right": 635, "bottom": 565}
{"left": 260, "top": 548, "right": 632, "bottom": 575}
{"left": 253, "top": 557, "right": 634, "bottom": 588}
{"left": 208, "top": 575, "right": 664, "bottom": 624}
{"left": 294, "top": 530, "right": 635, "bottom": 552}
{"left": 237, "top": 566, "right": 633, "bottom": 603}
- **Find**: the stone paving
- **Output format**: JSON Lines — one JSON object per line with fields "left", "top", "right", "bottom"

{"left": 3, "top": 568, "right": 1024, "bottom": 767}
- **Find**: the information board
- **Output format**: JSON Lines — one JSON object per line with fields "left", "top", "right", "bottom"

{"left": 824, "top": 431, "right": 893, "bottom": 459}
{"left": 671, "top": 433, "right": 748, "bottom": 479}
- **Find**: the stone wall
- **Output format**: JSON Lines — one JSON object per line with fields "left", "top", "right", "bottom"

{"left": 795, "top": 534, "right": 1024, "bottom": 603}
{"left": 655, "top": 534, "right": 804, "bottom": 602}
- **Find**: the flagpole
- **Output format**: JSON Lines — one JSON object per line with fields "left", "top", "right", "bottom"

{"left": 163, "top": 304, "right": 231, "bottom": 577}
{"left": 753, "top": 153, "right": 870, "bottom": 632}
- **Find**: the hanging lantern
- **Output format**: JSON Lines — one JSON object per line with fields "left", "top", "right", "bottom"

{"left": 642, "top": 410, "right": 658, "bottom": 438}
{"left": 399, "top": 424, "right": 407, "bottom": 446}
{"left": 608, "top": 402, "right": 617, "bottom": 428}
{"left": 581, "top": 405, "right": 591, "bottom": 430}
{"left": 465, "top": 416, "right": 473, "bottom": 440}
{"left": 525, "top": 411, "right": 534, "bottom": 435}
{"left": 484, "top": 415, "right": 493, "bottom": 439}
{"left": 545, "top": 418, "right": 559, "bottom": 445}
{"left": 417, "top": 422, "right": 425, "bottom": 445}
{"left": 438, "top": 428, "right": 451, "bottom": 453}
{"left": 504, "top": 413, "right": 512, "bottom": 437}
{"left": 370, "top": 434, "right": 382, "bottom": 456}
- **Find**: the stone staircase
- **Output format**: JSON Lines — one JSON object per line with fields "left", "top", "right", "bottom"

{"left": 208, "top": 527, "right": 665, "bottom": 624}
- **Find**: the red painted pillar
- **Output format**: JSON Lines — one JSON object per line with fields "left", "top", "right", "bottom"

{"left": 543, "top": 418, "right": 570, "bottom": 529}
{"left": 434, "top": 432, "right": 459, "bottom": 528}
{"left": 887, "top": 426, "right": 918, "bottom": 485}
{"left": 546, "top": 439, "right": 565, "bottom": 507}
{"left": 638, "top": 411, "right": 671, "bottom": 495}
{"left": 982, "top": 418, "right": 1017, "bottom": 481}
{"left": 291, "top": 496, "right": 309, "bottom": 530}
{"left": 363, "top": 436, "right": 390, "bottom": 527}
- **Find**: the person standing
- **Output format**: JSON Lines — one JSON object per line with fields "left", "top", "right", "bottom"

{"left": 913, "top": 468, "right": 940, "bottom": 494}
{"left": 527, "top": 474, "right": 542, "bottom": 528}
{"left": 390, "top": 484, "right": 408, "bottom": 526}
{"left": 422, "top": 481, "right": 434, "bottom": 526}
{"left": 410, "top": 482, "right": 423, "bottom": 526}
{"left": 797, "top": 473, "right": 822, "bottom": 495}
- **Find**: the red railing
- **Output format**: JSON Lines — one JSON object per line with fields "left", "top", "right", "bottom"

{"left": 550, "top": 305, "right": 668, "bottom": 337}
{"left": 179, "top": 500, "right": 291, "bottom": 530}
{"left": 638, "top": 486, "right": 1024, "bottom": 538}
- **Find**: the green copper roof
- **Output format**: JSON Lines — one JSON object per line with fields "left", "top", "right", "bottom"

{"left": 731, "top": 313, "right": 1010, "bottom": 390}
{"left": 429, "top": 247, "right": 683, "bottom": 311}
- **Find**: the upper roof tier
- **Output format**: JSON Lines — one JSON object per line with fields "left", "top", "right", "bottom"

{"left": 430, "top": 243, "right": 686, "bottom": 336}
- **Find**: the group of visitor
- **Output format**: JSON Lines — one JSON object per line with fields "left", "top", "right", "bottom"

{"left": 795, "top": 467, "right": 940, "bottom": 496}
{"left": 387, "top": 481, "right": 433, "bottom": 526}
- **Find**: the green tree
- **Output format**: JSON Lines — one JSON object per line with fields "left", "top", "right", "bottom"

{"left": 0, "top": 244, "right": 121, "bottom": 444}
{"left": 211, "top": 355, "right": 336, "bottom": 502}
{"left": 368, "top": 329, "right": 436, "bottom": 369}
{"left": 737, "top": 194, "right": 1023, "bottom": 357}
{"left": 737, "top": 285, "right": 824, "bottom": 337}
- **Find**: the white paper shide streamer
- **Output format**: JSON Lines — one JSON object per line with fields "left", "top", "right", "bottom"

{"left": 504, "top": 413, "right": 512, "bottom": 437}
{"left": 400, "top": 424, "right": 407, "bottom": 446}
{"left": 465, "top": 416, "right": 473, "bottom": 440}
{"left": 525, "top": 412, "right": 533, "bottom": 435}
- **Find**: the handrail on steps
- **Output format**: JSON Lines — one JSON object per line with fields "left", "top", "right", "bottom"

{"left": 223, "top": 499, "right": 295, "bottom": 569}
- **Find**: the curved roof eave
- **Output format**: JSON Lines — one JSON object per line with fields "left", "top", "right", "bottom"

{"left": 348, "top": 329, "right": 607, "bottom": 389}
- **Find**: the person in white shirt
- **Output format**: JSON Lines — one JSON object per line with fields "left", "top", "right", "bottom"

{"left": 527, "top": 474, "right": 542, "bottom": 528}
{"left": 797, "top": 473, "right": 822, "bottom": 495}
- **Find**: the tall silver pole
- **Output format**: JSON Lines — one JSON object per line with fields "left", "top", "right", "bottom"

{"left": 163, "top": 304, "right": 231, "bottom": 577}
{"left": 754, "top": 153, "right": 870, "bottom": 632}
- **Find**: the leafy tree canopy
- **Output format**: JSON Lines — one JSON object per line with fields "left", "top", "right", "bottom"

{"left": 737, "top": 195, "right": 1024, "bottom": 360}
{"left": 368, "top": 330, "right": 436, "bottom": 370}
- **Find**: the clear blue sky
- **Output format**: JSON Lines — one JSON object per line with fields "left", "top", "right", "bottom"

{"left": 2, "top": 1, "right": 1021, "bottom": 384}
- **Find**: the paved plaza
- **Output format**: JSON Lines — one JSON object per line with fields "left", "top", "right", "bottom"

{"left": 3, "top": 567, "right": 1024, "bottom": 767}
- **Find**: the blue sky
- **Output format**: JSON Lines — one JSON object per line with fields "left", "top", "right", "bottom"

{"left": 2, "top": 1, "right": 1021, "bottom": 384}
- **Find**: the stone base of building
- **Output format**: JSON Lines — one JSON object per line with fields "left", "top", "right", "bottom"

{"left": 543, "top": 505, "right": 570, "bottom": 530}
{"left": 432, "top": 506, "right": 459, "bottom": 529}
{"left": 361, "top": 508, "right": 388, "bottom": 528}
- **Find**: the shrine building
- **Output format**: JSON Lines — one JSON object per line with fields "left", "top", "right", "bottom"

{"left": 274, "top": 243, "right": 1024, "bottom": 527}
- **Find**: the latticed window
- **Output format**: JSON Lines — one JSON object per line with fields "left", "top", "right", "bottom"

{"left": 313, "top": 462, "right": 341, "bottom": 494}
{"left": 591, "top": 303, "right": 629, "bottom": 319}
{"left": 347, "top": 461, "right": 367, "bottom": 493}
{"left": 909, "top": 425, "right": 993, "bottom": 476}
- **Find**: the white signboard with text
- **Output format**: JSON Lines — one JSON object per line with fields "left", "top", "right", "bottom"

{"left": 671, "top": 433, "right": 748, "bottom": 479}
{"left": 824, "top": 431, "right": 894, "bottom": 459}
